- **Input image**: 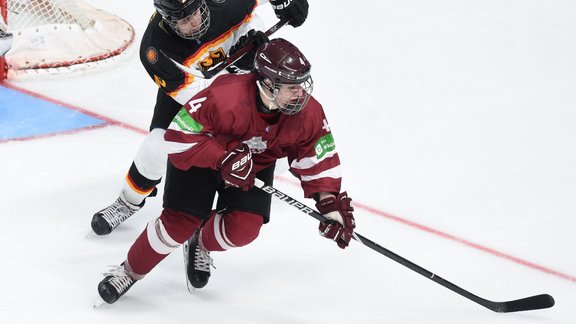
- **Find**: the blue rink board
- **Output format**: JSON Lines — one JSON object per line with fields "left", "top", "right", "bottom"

{"left": 0, "top": 85, "right": 106, "bottom": 141}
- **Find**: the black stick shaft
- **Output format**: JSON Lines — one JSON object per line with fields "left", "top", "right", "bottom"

{"left": 254, "top": 179, "right": 554, "bottom": 313}
{"left": 201, "top": 19, "right": 290, "bottom": 78}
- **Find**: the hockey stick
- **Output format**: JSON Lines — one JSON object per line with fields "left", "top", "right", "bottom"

{"left": 254, "top": 179, "right": 555, "bottom": 313}
{"left": 161, "top": 19, "right": 290, "bottom": 80}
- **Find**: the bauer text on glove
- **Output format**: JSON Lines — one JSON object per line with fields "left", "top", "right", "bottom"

{"left": 217, "top": 143, "right": 255, "bottom": 191}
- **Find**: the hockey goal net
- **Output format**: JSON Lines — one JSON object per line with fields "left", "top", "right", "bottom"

{"left": 0, "top": 0, "right": 135, "bottom": 80}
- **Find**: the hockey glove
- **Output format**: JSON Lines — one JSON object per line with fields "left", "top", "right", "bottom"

{"left": 227, "top": 29, "right": 269, "bottom": 73}
{"left": 218, "top": 143, "right": 255, "bottom": 191}
{"left": 316, "top": 192, "right": 356, "bottom": 249}
{"left": 270, "top": 0, "right": 309, "bottom": 27}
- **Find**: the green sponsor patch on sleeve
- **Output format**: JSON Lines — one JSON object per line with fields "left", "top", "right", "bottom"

{"left": 174, "top": 108, "right": 203, "bottom": 133}
{"left": 314, "top": 133, "right": 336, "bottom": 159}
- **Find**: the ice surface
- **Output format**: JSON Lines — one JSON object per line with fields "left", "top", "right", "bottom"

{"left": 1, "top": 1, "right": 575, "bottom": 323}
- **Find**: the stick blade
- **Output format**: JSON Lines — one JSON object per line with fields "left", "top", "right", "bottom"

{"left": 491, "top": 294, "right": 555, "bottom": 313}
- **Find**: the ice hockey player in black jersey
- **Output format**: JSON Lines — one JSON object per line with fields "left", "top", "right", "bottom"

{"left": 91, "top": 0, "right": 309, "bottom": 236}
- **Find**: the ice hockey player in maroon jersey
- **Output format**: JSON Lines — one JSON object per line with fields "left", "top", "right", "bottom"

{"left": 90, "top": 0, "right": 309, "bottom": 236}
{"left": 97, "top": 38, "right": 356, "bottom": 304}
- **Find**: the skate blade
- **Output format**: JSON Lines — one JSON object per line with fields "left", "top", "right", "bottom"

{"left": 93, "top": 295, "right": 106, "bottom": 308}
{"left": 183, "top": 243, "right": 194, "bottom": 294}
{"left": 186, "top": 280, "right": 199, "bottom": 294}
{"left": 85, "top": 230, "right": 97, "bottom": 239}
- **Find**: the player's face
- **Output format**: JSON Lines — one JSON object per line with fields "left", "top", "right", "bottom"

{"left": 167, "top": 2, "right": 210, "bottom": 40}
{"left": 276, "top": 83, "right": 307, "bottom": 107}
{"left": 175, "top": 9, "right": 203, "bottom": 36}
{"left": 274, "top": 79, "right": 313, "bottom": 115}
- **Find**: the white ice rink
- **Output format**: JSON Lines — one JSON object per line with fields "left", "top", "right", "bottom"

{"left": 1, "top": 0, "right": 575, "bottom": 323}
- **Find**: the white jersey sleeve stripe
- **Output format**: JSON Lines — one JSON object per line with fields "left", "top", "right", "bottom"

{"left": 165, "top": 141, "right": 198, "bottom": 154}
{"left": 290, "top": 149, "right": 338, "bottom": 170}
{"left": 300, "top": 165, "right": 342, "bottom": 182}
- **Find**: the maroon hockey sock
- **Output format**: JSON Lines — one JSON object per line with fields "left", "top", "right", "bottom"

{"left": 200, "top": 210, "right": 264, "bottom": 251}
{"left": 126, "top": 208, "right": 202, "bottom": 276}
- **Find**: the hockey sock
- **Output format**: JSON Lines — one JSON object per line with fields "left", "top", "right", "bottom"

{"left": 200, "top": 210, "right": 264, "bottom": 251}
{"left": 123, "top": 162, "right": 161, "bottom": 205}
{"left": 126, "top": 208, "right": 202, "bottom": 276}
{"left": 123, "top": 128, "right": 167, "bottom": 205}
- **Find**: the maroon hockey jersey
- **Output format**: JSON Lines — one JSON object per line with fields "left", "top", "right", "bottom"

{"left": 165, "top": 73, "right": 342, "bottom": 198}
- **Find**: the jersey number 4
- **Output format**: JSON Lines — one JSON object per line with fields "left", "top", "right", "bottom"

{"left": 187, "top": 97, "right": 208, "bottom": 114}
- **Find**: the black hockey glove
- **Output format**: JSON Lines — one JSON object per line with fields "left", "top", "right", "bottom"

{"left": 226, "top": 30, "right": 268, "bottom": 73}
{"left": 270, "top": 0, "right": 309, "bottom": 27}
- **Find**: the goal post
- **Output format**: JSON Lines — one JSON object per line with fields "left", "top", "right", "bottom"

{"left": 0, "top": 0, "right": 135, "bottom": 80}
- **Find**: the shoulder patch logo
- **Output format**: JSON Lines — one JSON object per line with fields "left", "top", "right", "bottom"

{"left": 243, "top": 136, "right": 268, "bottom": 154}
{"left": 174, "top": 108, "right": 204, "bottom": 133}
{"left": 146, "top": 47, "right": 158, "bottom": 64}
{"left": 314, "top": 133, "right": 336, "bottom": 159}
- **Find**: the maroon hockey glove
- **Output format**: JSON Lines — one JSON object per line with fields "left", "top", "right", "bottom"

{"left": 315, "top": 192, "right": 356, "bottom": 249}
{"left": 218, "top": 143, "right": 255, "bottom": 191}
{"left": 270, "top": 0, "right": 309, "bottom": 27}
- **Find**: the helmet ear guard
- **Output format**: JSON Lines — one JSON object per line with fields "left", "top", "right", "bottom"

{"left": 258, "top": 76, "right": 276, "bottom": 94}
{"left": 256, "top": 77, "right": 282, "bottom": 112}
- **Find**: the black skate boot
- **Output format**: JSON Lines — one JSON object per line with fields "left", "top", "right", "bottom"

{"left": 97, "top": 264, "right": 137, "bottom": 304}
{"left": 91, "top": 195, "right": 141, "bottom": 235}
{"left": 184, "top": 230, "right": 214, "bottom": 290}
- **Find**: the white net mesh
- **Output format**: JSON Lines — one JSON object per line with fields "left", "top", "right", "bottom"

{"left": 8, "top": 0, "right": 92, "bottom": 29}
{"left": 3, "top": 0, "right": 135, "bottom": 79}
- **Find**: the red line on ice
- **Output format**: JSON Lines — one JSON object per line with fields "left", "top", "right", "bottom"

{"left": 4, "top": 83, "right": 575, "bottom": 284}
{"left": 273, "top": 168, "right": 576, "bottom": 283}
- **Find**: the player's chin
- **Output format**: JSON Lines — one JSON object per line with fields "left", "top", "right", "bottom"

{"left": 283, "top": 99, "right": 300, "bottom": 107}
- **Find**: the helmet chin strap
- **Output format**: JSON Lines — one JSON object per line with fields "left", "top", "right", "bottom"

{"left": 256, "top": 80, "right": 280, "bottom": 111}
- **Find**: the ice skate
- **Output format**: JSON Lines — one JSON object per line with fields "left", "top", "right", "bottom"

{"left": 91, "top": 195, "right": 140, "bottom": 235}
{"left": 184, "top": 230, "right": 214, "bottom": 291}
{"left": 97, "top": 264, "right": 137, "bottom": 304}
